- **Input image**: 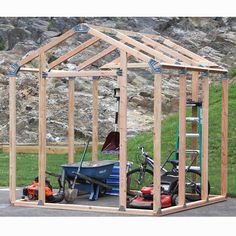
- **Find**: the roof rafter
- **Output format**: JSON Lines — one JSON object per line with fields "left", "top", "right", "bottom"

{"left": 77, "top": 45, "right": 117, "bottom": 71}
{"left": 114, "top": 30, "right": 177, "bottom": 64}
{"left": 18, "top": 28, "right": 76, "bottom": 67}
{"left": 89, "top": 24, "right": 218, "bottom": 67}
{"left": 88, "top": 26, "right": 152, "bottom": 63}
{"left": 141, "top": 35, "right": 199, "bottom": 66}
{"left": 49, "top": 36, "right": 100, "bottom": 69}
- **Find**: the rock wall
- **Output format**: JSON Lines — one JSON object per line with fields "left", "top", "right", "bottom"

{"left": 0, "top": 17, "right": 235, "bottom": 143}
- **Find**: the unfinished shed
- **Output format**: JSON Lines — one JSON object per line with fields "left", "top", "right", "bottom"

{"left": 8, "top": 23, "right": 228, "bottom": 216}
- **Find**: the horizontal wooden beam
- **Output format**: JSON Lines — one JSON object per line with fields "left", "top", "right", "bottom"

{"left": 14, "top": 195, "right": 226, "bottom": 216}
{"left": 161, "top": 63, "right": 228, "bottom": 73}
{"left": 49, "top": 36, "right": 100, "bottom": 69}
{"left": 77, "top": 46, "right": 117, "bottom": 71}
{"left": 1, "top": 144, "right": 94, "bottom": 154}
{"left": 100, "top": 62, "right": 228, "bottom": 73}
{"left": 14, "top": 200, "right": 154, "bottom": 216}
{"left": 47, "top": 70, "right": 117, "bottom": 77}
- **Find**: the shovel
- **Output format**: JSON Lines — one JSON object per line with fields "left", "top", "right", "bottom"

{"left": 64, "top": 139, "right": 90, "bottom": 203}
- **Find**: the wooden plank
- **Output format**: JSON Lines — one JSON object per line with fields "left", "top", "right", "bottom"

{"left": 178, "top": 73, "right": 187, "bottom": 206}
{"left": 88, "top": 27, "right": 151, "bottom": 63}
{"left": 18, "top": 29, "right": 76, "bottom": 67}
{"left": 153, "top": 73, "right": 162, "bottom": 214}
{"left": 92, "top": 78, "right": 99, "bottom": 161}
{"left": 89, "top": 24, "right": 218, "bottom": 67}
{"left": 68, "top": 78, "right": 75, "bottom": 164}
{"left": 49, "top": 36, "right": 100, "bottom": 69}
{"left": 78, "top": 46, "right": 117, "bottom": 71}
{"left": 221, "top": 79, "right": 228, "bottom": 197}
{"left": 201, "top": 76, "right": 209, "bottom": 200}
{"left": 161, "top": 63, "right": 228, "bottom": 73}
{"left": 47, "top": 70, "right": 117, "bottom": 78}
{"left": 160, "top": 195, "right": 226, "bottom": 216}
{"left": 100, "top": 62, "right": 228, "bottom": 74}
{"left": 141, "top": 35, "right": 198, "bottom": 66}
{"left": 2, "top": 144, "right": 94, "bottom": 154}
{"left": 115, "top": 31, "right": 177, "bottom": 64}
{"left": 38, "top": 53, "right": 47, "bottom": 204}
{"left": 9, "top": 76, "right": 16, "bottom": 204}
{"left": 13, "top": 200, "right": 154, "bottom": 216}
{"left": 119, "top": 50, "right": 128, "bottom": 211}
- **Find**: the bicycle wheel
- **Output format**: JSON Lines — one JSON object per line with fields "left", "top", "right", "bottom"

{"left": 185, "top": 169, "right": 211, "bottom": 202}
{"left": 127, "top": 168, "right": 153, "bottom": 197}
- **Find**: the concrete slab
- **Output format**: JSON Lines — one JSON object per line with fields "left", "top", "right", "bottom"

{"left": 1, "top": 188, "right": 236, "bottom": 216}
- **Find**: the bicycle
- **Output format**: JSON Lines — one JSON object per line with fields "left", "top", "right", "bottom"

{"left": 127, "top": 145, "right": 210, "bottom": 204}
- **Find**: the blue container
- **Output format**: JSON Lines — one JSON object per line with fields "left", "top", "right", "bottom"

{"left": 61, "top": 160, "right": 118, "bottom": 180}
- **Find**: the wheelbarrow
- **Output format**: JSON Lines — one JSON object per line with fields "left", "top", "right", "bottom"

{"left": 61, "top": 160, "right": 118, "bottom": 201}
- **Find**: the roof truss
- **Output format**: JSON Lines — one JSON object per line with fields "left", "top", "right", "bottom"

{"left": 11, "top": 23, "right": 227, "bottom": 77}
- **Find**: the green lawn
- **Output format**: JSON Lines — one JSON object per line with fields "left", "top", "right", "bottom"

{"left": 0, "top": 84, "right": 235, "bottom": 196}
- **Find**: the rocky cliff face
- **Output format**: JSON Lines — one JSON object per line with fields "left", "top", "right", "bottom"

{"left": 0, "top": 17, "right": 235, "bottom": 143}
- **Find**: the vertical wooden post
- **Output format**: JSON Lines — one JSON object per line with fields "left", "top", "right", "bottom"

{"left": 221, "top": 78, "right": 228, "bottom": 197}
{"left": 38, "top": 53, "right": 47, "bottom": 205}
{"left": 178, "top": 71, "right": 187, "bottom": 206}
{"left": 92, "top": 77, "right": 99, "bottom": 161}
{"left": 68, "top": 77, "right": 75, "bottom": 164}
{"left": 201, "top": 74, "right": 209, "bottom": 201}
{"left": 191, "top": 72, "right": 199, "bottom": 166}
{"left": 153, "top": 71, "right": 162, "bottom": 214}
{"left": 9, "top": 76, "right": 16, "bottom": 204}
{"left": 119, "top": 50, "right": 127, "bottom": 211}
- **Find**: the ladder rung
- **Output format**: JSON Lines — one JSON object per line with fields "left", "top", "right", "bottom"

{"left": 186, "top": 133, "right": 199, "bottom": 138}
{"left": 186, "top": 117, "right": 199, "bottom": 122}
{"left": 185, "top": 149, "right": 200, "bottom": 154}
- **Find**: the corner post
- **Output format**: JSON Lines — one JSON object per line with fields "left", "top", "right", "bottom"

{"left": 9, "top": 75, "right": 17, "bottom": 204}
{"left": 201, "top": 72, "right": 209, "bottom": 201}
{"left": 68, "top": 77, "right": 75, "bottom": 164}
{"left": 118, "top": 50, "right": 127, "bottom": 211}
{"left": 38, "top": 53, "right": 47, "bottom": 205}
{"left": 178, "top": 69, "right": 187, "bottom": 206}
{"left": 92, "top": 76, "right": 99, "bottom": 161}
{"left": 221, "top": 76, "right": 228, "bottom": 197}
{"left": 153, "top": 65, "right": 162, "bottom": 215}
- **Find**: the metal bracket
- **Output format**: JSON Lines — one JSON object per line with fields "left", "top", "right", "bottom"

{"left": 119, "top": 205, "right": 125, "bottom": 212}
{"left": 42, "top": 71, "right": 48, "bottom": 79}
{"left": 116, "top": 69, "right": 123, "bottom": 76}
{"left": 179, "top": 68, "right": 187, "bottom": 75}
{"left": 37, "top": 200, "right": 44, "bottom": 206}
{"left": 175, "top": 61, "right": 181, "bottom": 65}
{"left": 9, "top": 63, "right": 20, "bottom": 77}
{"left": 73, "top": 24, "right": 89, "bottom": 33}
{"left": 69, "top": 77, "right": 76, "bottom": 80}
{"left": 148, "top": 59, "right": 161, "bottom": 74}
{"left": 92, "top": 76, "right": 100, "bottom": 81}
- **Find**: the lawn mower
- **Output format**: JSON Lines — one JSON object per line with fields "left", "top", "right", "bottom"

{"left": 127, "top": 173, "right": 178, "bottom": 209}
{"left": 22, "top": 172, "right": 64, "bottom": 203}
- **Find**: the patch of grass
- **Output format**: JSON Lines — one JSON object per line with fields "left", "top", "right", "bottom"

{"left": 0, "top": 85, "right": 236, "bottom": 196}
{"left": 228, "top": 64, "right": 236, "bottom": 78}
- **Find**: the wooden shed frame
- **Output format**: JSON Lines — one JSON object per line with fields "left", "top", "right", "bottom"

{"left": 8, "top": 23, "right": 228, "bottom": 216}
